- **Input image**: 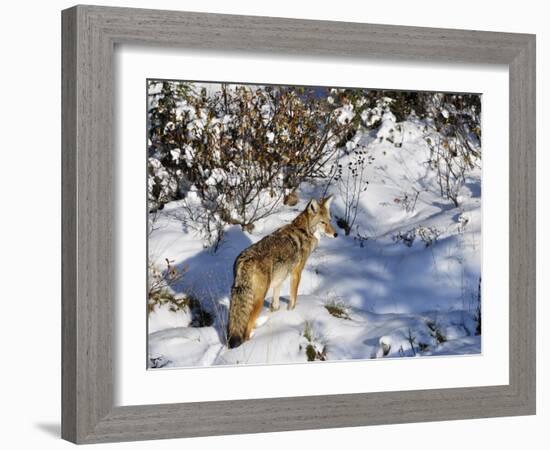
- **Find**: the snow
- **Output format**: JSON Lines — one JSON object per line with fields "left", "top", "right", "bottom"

{"left": 148, "top": 116, "right": 481, "bottom": 369}
{"left": 170, "top": 148, "right": 181, "bottom": 162}
{"left": 336, "top": 103, "right": 354, "bottom": 124}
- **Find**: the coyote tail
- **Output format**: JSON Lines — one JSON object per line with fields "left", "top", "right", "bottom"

{"left": 227, "top": 266, "right": 255, "bottom": 349}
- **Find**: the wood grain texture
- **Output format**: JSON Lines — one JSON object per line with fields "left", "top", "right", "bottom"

{"left": 508, "top": 36, "right": 536, "bottom": 410}
{"left": 61, "top": 7, "right": 77, "bottom": 443}
{"left": 61, "top": 4, "right": 536, "bottom": 444}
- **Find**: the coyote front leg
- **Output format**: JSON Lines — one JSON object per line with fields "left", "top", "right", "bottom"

{"left": 288, "top": 261, "right": 305, "bottom": 310}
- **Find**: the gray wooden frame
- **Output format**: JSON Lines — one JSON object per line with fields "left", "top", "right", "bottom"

{"left": 62, "top": 4, "right": 536, "bottom": 444}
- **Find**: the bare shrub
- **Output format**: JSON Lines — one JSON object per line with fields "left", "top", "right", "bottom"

{"left": 324, "top": 297, "right": 351, "bottom": 320}
{"left": 148, "top": 259, "right": 188, "bottom": 313}
{"left": 426, "top": 319, "right": 447, "bottom": 344}
{"left": 475, "top": 277, "right": 482, "bottom": 336}
{"left": 393, "top": 226, "right": 441, "bottom": 248}
{"left": 333, "top": 147, "right": 373, "bottom": 235}
{"left": 424, "top": 93, "right": 481, "bottom": 207}
{"left": 301, "top": 321, "right": 327, "bottom": 362}
{"left": 148, "top": 82, "right": 362, "bottom": 235}
{"left": 406, "top": 328, "right": 417, "bottom": 356}
{"left": 394, "top": 188, "right": 420, "bottom": 213}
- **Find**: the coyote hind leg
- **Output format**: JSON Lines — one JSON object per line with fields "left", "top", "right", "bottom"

{"left": 270, "top": 284, "right": 282, "bottom": 312}
{"left": 245, "top": 285, "right": 268, "bottom": 341}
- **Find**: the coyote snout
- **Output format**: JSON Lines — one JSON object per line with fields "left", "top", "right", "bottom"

{"left": 227, "top": 195, "right": 336, "bottom": 348}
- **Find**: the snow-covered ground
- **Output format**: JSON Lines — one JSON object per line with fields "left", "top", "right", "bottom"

{"left": 148, "top": 114, "right": 482, "bottom": 368}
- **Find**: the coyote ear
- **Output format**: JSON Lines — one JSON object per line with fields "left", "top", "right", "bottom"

{"left": 307, "top": 199, "right": 319, "bottom": 214}
{"left": 322, "top": 195, "right": 334, "bottom": 209}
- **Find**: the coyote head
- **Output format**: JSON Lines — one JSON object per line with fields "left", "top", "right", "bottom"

{"left": 306, "top": 195, "right": 338, "bottom": 239}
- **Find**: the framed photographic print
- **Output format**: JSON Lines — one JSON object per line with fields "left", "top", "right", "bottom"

{"left": 145, "top": 78, "right": 484, "bottom": 368}
{"left": 62, "top": 5, "right": 536, "bottom": 444}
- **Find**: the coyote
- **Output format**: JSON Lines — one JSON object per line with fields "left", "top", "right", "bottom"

{"left": 227, "top": 196, "right": 337, "bottom": 348}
